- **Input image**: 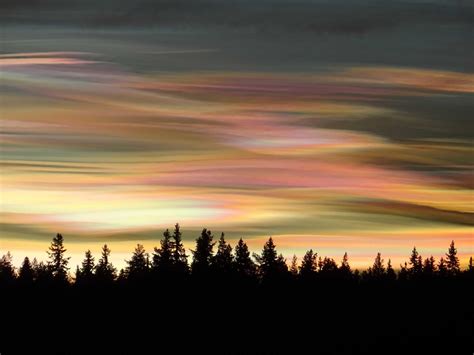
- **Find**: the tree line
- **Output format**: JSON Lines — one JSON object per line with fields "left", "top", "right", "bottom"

{"left": 0, "top": 223, "right": 472, "bottom": 287}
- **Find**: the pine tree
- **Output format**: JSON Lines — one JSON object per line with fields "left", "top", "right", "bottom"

{"left": 95, "top": 244, "right": 116, "bottom": 283}
{"left": 234, "top": 238, "right": 256, "bottom": 278}
{"left": 386, "top": 259, "right": 396, "bottom": 281}
{"left": 320, "top": 257, "right": 338, "bottom": 275}
{"left": 437, "top": 257, "right": 447, "bottom": 277}
{"left": 76, "top": 250, "right": 95, "bottom": 285}
{"left": 191, "top": 228, "right": 215, "bottom": 275}
{"left": 289, "top": 255, "right": 298, "bottom": 276}
{"left": 445, "top": 240, "right": 460, "bottom": 275}
{"left": 254, "top": 237, "right": 279, "bottom": 279}
{"left": 212, "top": 233, "right": 233, "bottom": 275}
{"left": 468, "top": 256, "right": 473, "bottom": 273}
{"left": 371, "top": 253, "right": 385, "bottom": 279}
{"left": 300, "top": 249, "right": 318, "bottom": 278}
{"left": 82, "top": 250, "right": 95, "bottom": 275}
{"left": 253, "top": 237, "right": 288, "bottom": 281}
{"left": 172, "top": 223, "right": 188, "bottom": 275}
{"left": 340, "top": 252, "right": 351, "bottom": 275}
{"left": 409, "top": 247, "right": 422, "bottom": 277}
{"left": 276, "top": 254, "right": 288, "bottom": 274}
{"left": 47, "top": 233, "right": 70, "bottom": 283}
{"left": 398, "top": 262, "right": 409, "bottom": 281}
{"left": 422, "top": 256, "right": 436, "bottom": 277}
{"left": 0, "top": 252, "right": 16, "bottom": 285}
{"left": 126, "top": 244, "right": 149, "bottom": 281}
{"left": 19, "top": 256, "right": 34, "bottom": 284}
{"left": 33, "top": 259, "right": 52, "bottom": 285}
{"left": 153, "top": 229, "right": 174, "bottom": 275}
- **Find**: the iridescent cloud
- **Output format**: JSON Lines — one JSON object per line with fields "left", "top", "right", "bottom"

{"left": 1, "top": 52, "right": 472, "bottom": 269}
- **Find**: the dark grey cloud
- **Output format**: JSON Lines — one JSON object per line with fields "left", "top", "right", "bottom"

{"left": 2, "top": 0, "right": 473, "bottom": 34}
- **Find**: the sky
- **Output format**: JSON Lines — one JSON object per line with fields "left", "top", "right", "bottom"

{"left": 1, "top": 0, "right": 473, "bottom": 270}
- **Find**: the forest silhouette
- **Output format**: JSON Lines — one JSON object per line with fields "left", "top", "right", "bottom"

{"left": 1, "top": 224, "right": 472, "bottom": 354}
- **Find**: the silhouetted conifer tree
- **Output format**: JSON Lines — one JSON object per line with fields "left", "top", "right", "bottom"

{"left": 469, "top": 257, "right": 473, "bottom": 273}
{"left": 172, "top": 223, "right": 188, "bottom": 275}
{"left": 47, "top": 233, "right": 70, "bottom": 284}
{"left": 300, "top": 249, "right": 317, "bottom": 279}
{"left": 212, "top": 233, "right": 233, "bottom": 275}
{"left": 33, "top": 258, "right": 52, "bottom": 284}
{"left": 191, "top": 228, "right": 215, "bottom": 276}
{"left": 277, "top": 254, "right": 288, "bottom": 273}
{"left": 254, "top": 237, "right": 287, "bottom": 280}
{"left": 0, "top": 252, "right": 16, "bottom": 285}
{"left": 19, "top": 256, "right": 34, "bottom": 284}
{"left": 126, "top": 244, "right": 149, "bottom": 282}
{"left": 340, "top": 252, "right": 351, "bottom": 276}
{"left": 386, "top": 259, "right": 396, "bottom": 281}
{"left": 153, "top": 229, "right": 174, "bottom": 276}
{"left": 437, "top": 257, "right": 447, "bottom": 278}
{"left": 422, "top": 256, "right": 436, "bottom": 277}
{"left": 409, "top": 247, "right": 422, "bottom": 277}
{"left": 370, "top": 253, "right": 385, "bottom": 280}
{"left": 95, "top": 244, "right": 116, "bottom": 283}
{"left": 320, "top": 257, "right": 338, "bottom": 274}
{"left": 445, "top": 240, "right": 460, "bottom": 275}
{"left": 398, "top": 262, "right": 409, "bottom": 281}
{"left": 234, "top": 238, "right": 256, "bottom": 278}
{"left": 76, "top": 250, "right": 95, "bottom": 285}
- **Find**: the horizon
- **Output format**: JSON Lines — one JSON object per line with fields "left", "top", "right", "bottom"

{"left": 1, "top": 1, "right": 473, "bottom": 272}
{"left": 4, "top": 228, "right": 471, "bottom": 272}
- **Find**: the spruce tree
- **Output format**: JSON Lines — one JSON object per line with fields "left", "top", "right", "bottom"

{"left": 409, "top": 247, "right": 422, "bottom": 277}
{"left": 172, "top": 223, "right": 188, "bottom": 275}
{"left": 254, "top": 237, "right": 276, "bottom": 278}
{"left": 126, "top": 244, "right": 149, "bottom": 281}
{"left": 33, "top": 259, "right": 52, "bottom": 285}
{"left": 300, "top": 249, "right": 317, "bottom": 278}
{"left": 153, "top": 229, "right": 174, "bottom": 275}
{"left": 233, "top": 238, "right": 256, "bottom": 278}
{"left": 254, "top": 237, "right": 288, "bottom": 281}
{"left": 437, "top": 257, "right": 447, "bottom": 278}
{"left": 289, "top": 255, "right": 298, "bottom": 276}
{"left": 422, "top": 256, "right": 436, "bottom": 277}
{"left": 398, "top": 262, "right": 409, "bottom": 281}
{"left": 320, "top": 257, "right": 338, "bottom": 274}
{"left": 212, "top": 233, "right": 233, "bottom": 275}
{"left": 191, "top": 228, "right": 215, "bottom": 275}
{"left": 95, "top": 244, "right": 116, "bottom": 283}
{"left": 19, "top": 256, "right": 34, "bottom": 284}
{"left": 386, "top": 259, "right": 396, "bottom": 281}
{"left": 0, "top": 252, "right": 16, "bottom": 285}
{"left": 276, "top": 254, "right": 288, "bottom": 274}
{"left": 371, "top": 253, "right": 385, "bottom": 280}
{"left": 47, "top": 233, "right": 70, "bottom": 283}
{"left": 340, "top": 252, "right": 351, "bottom": 274}
{"left": 445, "top": 240, "right": 460, "bottom": 275}
{"left": 76, "top": 250, "right": 95, "bottom": 285}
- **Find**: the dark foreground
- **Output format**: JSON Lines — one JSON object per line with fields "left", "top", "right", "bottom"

{"left": 2, "top": 278, "right": 473, "bottom": 354}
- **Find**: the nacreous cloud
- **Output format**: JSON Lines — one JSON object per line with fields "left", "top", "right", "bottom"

{"left": 1, "top": 52, "right": 472, "bottom": 268}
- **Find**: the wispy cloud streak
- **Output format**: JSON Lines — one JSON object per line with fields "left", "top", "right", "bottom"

{"left": 1, "top": 52, "right": 472, "bottom": 268}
